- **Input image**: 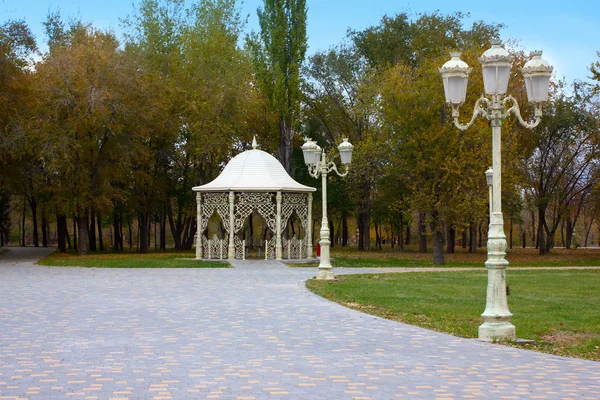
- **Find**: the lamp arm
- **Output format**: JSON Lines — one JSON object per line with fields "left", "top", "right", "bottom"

{"left": 452, "top": 96, "right": 490, "bottom": 131}
{"left": 307, "top": 163, "right": 321, "bottom": 179}
{"left": 503, "top": 95, "right": 542, "bottom": 130}
{"left": 326, "top": 162, "right": 350, "bottom": 177}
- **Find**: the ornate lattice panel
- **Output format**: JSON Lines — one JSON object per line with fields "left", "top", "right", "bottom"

{"left": 283, "top": 235, "right": 305, "bottom": 259}
{"left": 265, "top": 236, "right": 276, "bottom": 260}
{"left": 201, "top": 235, "right": 209, "bottom": 257}
{"left": 207, "top": 234, "right": 226, "bottom": 259}
{"left": 234, "top": 236, "right": 245, "bottom": 260}
{"left": 235, "top": 193, "right": 276, "bottom": 233}
{"left": 200, "top": 193, "right": 230, "bottom": 233}
{"left": 282, "top": 193, "right": 308, "bottom": 232}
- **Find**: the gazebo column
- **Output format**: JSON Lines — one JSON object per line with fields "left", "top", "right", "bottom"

{"left": 307, "top": 193, "right": 313, "bottom": 259}
{"left": 276, "top": 191, "right": 282, "bottom": 260}
{"left": 228, "top": 191, "right": 235, "bottom": 260}
{"left": 196, "top": 192, "right": 202, "bottom": 260}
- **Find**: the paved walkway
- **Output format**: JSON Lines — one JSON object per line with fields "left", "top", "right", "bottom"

{"left": 0, "top": 247, "right": 598, "bottom": 399}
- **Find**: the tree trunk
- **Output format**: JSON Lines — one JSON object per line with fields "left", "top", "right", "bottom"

{"left": 167, "top": 203, "right": 183, "bottom": 249}
{"left": 565, "top": 215, "right": 574, "bottom": 249}
{"left": 41, "top": 210, "right": 48, "bottom": 248}
{"left": 329, "top": 219, "right": 335, "bottom": 249}
{"left": 469, "top": 221, "right": 476, "bottom": 253}
{"left": 247, "top": 212, "right": 253, "bottom": 245}
{"left": 433, "top": 229, "right": 445, "bottom": 265}
{"left": 418, "top": 213, "right": 427, "bottom": 253}
{"left": 532, "top": 210, "right": 538, "bottom": 249}
{"left": 341, "top": 211, "right": 348, "bottom": 246}
{"left": 89, "top": 210, "right": 97, "bottom": 252}
{"left": 30, "top": 198, "right": 39, "bottom": 247}
{"left": 21, "top": 198, "right": 26, "bottom": 247}
{"left": 447, "top": 226, "right": 455, "bottom": 254}
{"left": 113, "top": 212, "right": 121, "bottom": 251}
{"left": 276, "top": 118, "right": 293, "bottom": 174}
{"left": 405, "top": 224, "right": 411, "bottom": 246}
{"left": 461, "top": 229, "right": 467, "bottom": 249}
{"left": 478, "top": 221, "right": 483, "bottom": 248}
{"left": 97, "top": 212, "right": 104, "bottom": 251}
{"left": 509, "top": 217, "right": 513, "bottom": 249}
{"left": 139, "top": 212, "right": 150, "bottom": 254}
{"left": 357, "top": 209, "right": 370, "bottom": 251}
{"left": 398, "top": 219, "right": 404, "bottom": 252}
{"left": 128, "top": 215, "right": 133, "bottom": 249}
{"left": 584, "top": 216, "right": 594, "bottom": 247}
{"left": 65, "top": 221, "right": 71, "bottom": 250}
{"left": 57, "top": 214, "right": 67, "bottom": 253}
{"left": 73, "top": 217, "right": 77, "bottom": 251}
{"left": 538, "top": 206, "right": 547, "bottom": 255}
{"left": 184, "top": 218, "right": 197, "bottom": 249}
{"left": 160, "top": 210, "right": 166, "bottom": 250}
{"left": 522, "top": 230, "right": 526, "bottom": 248}
{"left": 76, "top": 213, "right": 89, "bottom": 256}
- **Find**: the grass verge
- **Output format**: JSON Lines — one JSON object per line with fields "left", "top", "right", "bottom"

{"left": 306, "top": 269, "right": 600, "bottom": 361}
{"left": 37, "top": 251, "right": 229, "bottom": 268}
{"left": 289, "top": 247, "right": 600, "bottom": 268}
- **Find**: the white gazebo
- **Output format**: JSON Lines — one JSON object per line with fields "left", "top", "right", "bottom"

{"left": 193, "top": 137, "right": 316, "bottom": 260}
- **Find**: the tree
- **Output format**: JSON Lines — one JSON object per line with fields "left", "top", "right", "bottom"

{"left": 248, "top": 0, "right": 307, "bottom": 173}
{"left": 520, "top": 82, "right": 600, "bottom": 254}
{"left": 590, "top": 51, "right": 600, "bottom": 90}
{"left": 34, "top": 24, "right": 151, "bottom": 254}
{"left": 303, "top": 44, "right": 382, "bottom": 251}
{"left": 0, "top": 20, "right": 38, "bottom": 247}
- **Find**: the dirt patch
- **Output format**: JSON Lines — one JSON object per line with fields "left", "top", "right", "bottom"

{"left": 541, "top": 331, "right": 600, "bottom": 345}
{"left": 343, "top": 302, "right": 379, "bottom": 311}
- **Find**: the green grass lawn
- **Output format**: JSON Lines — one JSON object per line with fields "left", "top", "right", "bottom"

{"left": 290, "top": 247, "right": 600, "bottom": 268}
{"left": 307, "top": 269, "right": 600, "bottom": 361}
{"left": 37, "top": 251, "right": 229, "bottom": 268}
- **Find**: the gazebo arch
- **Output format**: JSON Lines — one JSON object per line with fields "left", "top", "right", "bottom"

{"left": 193, "top": 137, "right": 316, "bottom": 260}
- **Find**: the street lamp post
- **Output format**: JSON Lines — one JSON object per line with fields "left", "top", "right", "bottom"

{"left": 439, "top": 40, "right": 553, "bottom": 341}
{"left": 302, "top": 138, "right": 353, "bottom": 280}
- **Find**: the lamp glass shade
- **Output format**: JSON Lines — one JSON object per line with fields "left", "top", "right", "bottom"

{"left": 338, "top": 138, "right": 353, "bottom": 165}
{"left": 524, "top": 75, "right": 550, "bottom": 103}
{"left": 521, "top": 51, "right": 553, "bottom": 103}
{"left": 313, "top": 144, "right": 322, "bottom": 164}
{"left": 479, "top": 40, "right": 513, "bottom": 96}
{"left": 443, "top": 75, "right": 468, "bottom": 105}
{"left": 485, "top": 168, "right": 493, "bottom": 186}
{"left": 482, "top": 64, "right": 511, "bottom": 96}
{"left": 301, "top": 139, "right": 319, "bottom": 165}
{"left": 439, "top": 51, "right": 471, "bottom": 105}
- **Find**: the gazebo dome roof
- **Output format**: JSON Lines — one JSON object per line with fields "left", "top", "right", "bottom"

{"left": 192, "top": 138, "right": 316, "bottom": 193}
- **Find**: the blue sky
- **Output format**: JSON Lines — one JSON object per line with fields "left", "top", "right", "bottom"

{"left": 2, "top": 0, "right": 599, "bottom": 84}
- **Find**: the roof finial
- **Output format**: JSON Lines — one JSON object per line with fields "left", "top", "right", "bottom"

{"left": 252, "top": 135, "right": 258, "bottom": 149}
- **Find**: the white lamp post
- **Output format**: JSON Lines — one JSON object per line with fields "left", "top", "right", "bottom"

{"left": 439, "top": 40, "right": 552, "bottom": 341}
{"left": 302, "top": 138, "right": 353, "bottom": 280}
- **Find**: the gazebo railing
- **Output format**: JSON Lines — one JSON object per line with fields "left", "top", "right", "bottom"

{"left": 282, "top": 235, "right": 306, "bottom": 259}
{"left": 265, "top": 237, "right": 276, "bottom": 260}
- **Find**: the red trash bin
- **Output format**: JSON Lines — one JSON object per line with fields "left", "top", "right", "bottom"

{"left": 316, "top": 242, "right": 321, "bottom": 256}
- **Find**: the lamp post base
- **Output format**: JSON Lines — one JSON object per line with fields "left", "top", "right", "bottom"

{"left": 478, "top": 321, "right": 516, "bottom": 342}
{"left": 316, "top": 267, "right": 335, "bottom": 280}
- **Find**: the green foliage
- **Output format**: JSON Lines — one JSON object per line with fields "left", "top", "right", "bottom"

{"left": 590, "top": 51, "right": 600, "bottom": 91}
{"left": 247, "top": 0, "right": 307, "bottom": 172}
{"left": 37, "top": 251, "right": 229, "bottom": 268}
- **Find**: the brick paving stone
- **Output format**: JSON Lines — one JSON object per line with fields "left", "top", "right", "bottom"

{"left": 0, "top": 247, "right": 599, "bottom": 399}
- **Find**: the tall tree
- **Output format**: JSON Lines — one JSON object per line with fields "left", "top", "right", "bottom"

{"left": 520, "top": 82, "right": 600, "bottom": 254}
{"left": 248, "top": 0, "right": 307, "bottom": 173}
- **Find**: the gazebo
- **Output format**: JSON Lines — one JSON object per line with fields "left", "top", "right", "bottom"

{"left": 193, "top": 137, "right": 316, "bottom": 260}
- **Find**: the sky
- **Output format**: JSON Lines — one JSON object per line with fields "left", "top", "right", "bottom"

{"left": 2, "top": 0, "right": 599, "bottom": 84}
